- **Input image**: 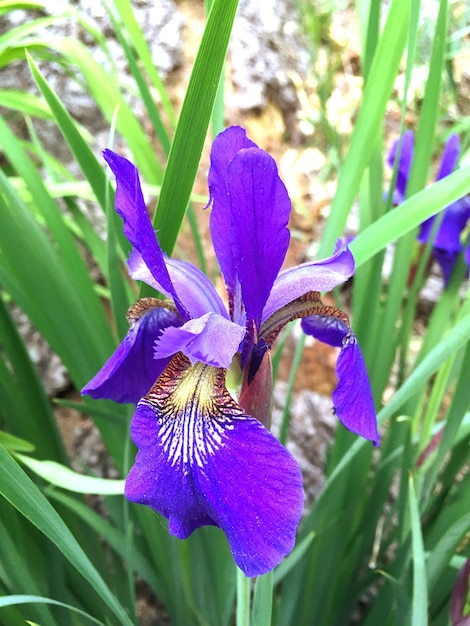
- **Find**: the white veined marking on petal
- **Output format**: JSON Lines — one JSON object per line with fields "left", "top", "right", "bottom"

{"left": 151, "top": 362, "right": 237, "bottom": 472}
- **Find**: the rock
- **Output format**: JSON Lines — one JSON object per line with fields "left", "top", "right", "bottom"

{"left": 229, "top": 0, "right": 309, "bottom": 137}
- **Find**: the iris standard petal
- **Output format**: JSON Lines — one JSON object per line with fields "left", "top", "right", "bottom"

{"left": 208, "top": 126, "right": 257, "bottom": 303}
{"left": 227, "top": 147, "right": 291, "bottom": 330}
{"left": 82, "top": 299, "right": 181, "bottom": 404}
{"left": 125, "top": 354, "right": 304, "bottom": 577}
{"left": 262, "top": 242, "right": 355, "bottom": 323}
{"left": 333, "top": 332, "right": 379, "bottom": 446}
{"left": 103, "top": 150, "right": 187, "bottom": 319}
{"left": 154, "top": 312, "right": 245, "bottom": 369}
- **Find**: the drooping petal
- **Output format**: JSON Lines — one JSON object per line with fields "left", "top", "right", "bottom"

{"left": 128, "top": 251, "right": 229, "bottom": 319}
{"left": 125, "top": 354, "right": 304, "bottom": 577}
{"left": 227, "top": 147, "right": 291, "bottom": 330}
{"left": 154, "top": 312, "right": 245, "bottom": 368}
{"left": 301, "top": 313, "right": 349, "bottom": 347}
{"left": 333, "top": 332, "right": 379, "bottom": 446}
{"left": 208, "top": 126, "right": 257, "bottom": 305}
{"left": 302, "top": 317, "right": 379, "bottom": 446}
{"left": 387, "top": 130, "right": 414, "bottom": 204}
{"left": 103, "top": 150, "right": 188, "bottom": 319}
{"left": 262, "top": 242, "right": 355, "bottom": 323}
{"left": 82, "top": 299, "right": 181, "bottom": 404}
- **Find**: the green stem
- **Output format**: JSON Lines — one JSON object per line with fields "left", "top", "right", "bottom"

{"left": 236, "top": 566, "right": 251, "bottom": 626}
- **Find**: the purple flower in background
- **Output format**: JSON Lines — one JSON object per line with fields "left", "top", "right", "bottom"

{"left": 387, "top": 131, "right": 470, "bottom": 285}
{"left": 82, "top": 126, "right": 378, "bottom": 577}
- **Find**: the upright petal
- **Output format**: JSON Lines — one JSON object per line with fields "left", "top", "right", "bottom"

{"left": 104, "top": 150, "right": 188, "bottom": 319}
{"left": 125, "top": 353, "right": 304, "bottom": 577}
{"left": 208, "top": 126, "right": 257, "bottom": 305}
{"left": 82, "top": 298, "right": 181, "bottom": 404}
{"left": 302, "top": 316, "right": 379, "bottom": 446}
{"left": 262, "top": 242, "right": 355, "bottom": 323}
{"left": 227, "top": 147, "right": 291, "bottom": 330}
{"left": 154, "top": 312, "right": 245, "bottom": 368}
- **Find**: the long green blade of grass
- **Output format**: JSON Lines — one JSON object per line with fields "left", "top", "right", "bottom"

{"left": 0, "top": 444, "right": 133, "bottom": 626}
{"left": 319, "top": 0, "right": 410, "bottom": 256}
{"left": 152, "top": 0, "right": 239, "bottom": 256}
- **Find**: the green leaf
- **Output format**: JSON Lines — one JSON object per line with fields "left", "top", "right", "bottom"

{"left": 0, "top": 432, "right": 35, "bottom": 454}
{"left": 0, "top": 595, "right": 106, "bottom": 626}
{"left": 15, "top": 454, "right": 125, "bottom": 495}
{"left": 408, "top": 475, "right": 427, "bottom": 626}
{"left": 319, "top": 0, "right": 410, "bottom": 256}
{"left": 251, "top": 572, "right": 273, "bottom": 626}
{"left": 152, "top": 0, "right": 239, "bottom": 256}
{"left": 350, "top": 166, "right": 470, "bottom": 268}
{"left": 0, "top": 444, "right": 133, "bottom": 626}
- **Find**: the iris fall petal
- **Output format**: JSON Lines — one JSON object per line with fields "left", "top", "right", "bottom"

{"left": 82, "top": 300, "right": 181, "bottom": 404}
{"left": 125, "top": 354, "right": 304, "bottom": 577}
{"left": 333, "top": 333, "right": 379, "bottom": 446}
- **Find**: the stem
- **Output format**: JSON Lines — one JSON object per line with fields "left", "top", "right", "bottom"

{"left": 236, "top": 566, "right": 251, "bottom": 626}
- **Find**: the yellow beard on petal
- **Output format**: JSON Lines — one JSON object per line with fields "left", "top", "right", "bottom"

{"left": 143, "top": 353, "right": 244, "bottom": 470}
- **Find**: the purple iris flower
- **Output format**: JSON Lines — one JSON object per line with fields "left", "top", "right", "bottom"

{"left": 387, "top": 131, "right": 470, "bottom": 285}
{"left": 82, "top": 126, "right": 378, "bottom": 577}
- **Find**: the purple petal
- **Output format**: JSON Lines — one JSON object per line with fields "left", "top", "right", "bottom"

{"left": 387, "top": 131, "right": 414, "bottom": 203}
{"left": 227, "top": 147, "right": 291, "bottom": 330}
{"left": 82, "top": 300, "right": 181, "bottom": 404}
{"left": 465, "top": 240, "right": 470, "bottom": 268}
{"left": 208, "top": 126, "right": 258, "bottom": 306}
{"left": 301, "top": 315, "right": 349, "bottom": 348}
{"left": 333, "top": 332, "right": 379, "bottom": 446}
{"left": 302, "top": 316, "right": 378, "bottom": 444}
{"left": 103, "top": 150, "right": 187, "bottom": 319}
{"left": 419, "top": 197, "right": 470, "bottom": 252}
{"left": 155, "top": 312, "right": 245, "bottom": 368}
{"left": 436, "top": 134, "right": 460, "bottom": 181}
{"left": 262, "top": 242, "right": 355, "bottom": 323}
{"left": 432, "top": 247, "right": 459, "bottom": 286}
{"left": 125, "top": 354, "right": 303, "bottom": 576}
{"left": 128, "top": 251, "right": 229, "bottom": 319}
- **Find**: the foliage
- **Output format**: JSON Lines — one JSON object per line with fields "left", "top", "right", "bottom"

{"left": 0, "top": 0, "right": 469, "bottom": 624}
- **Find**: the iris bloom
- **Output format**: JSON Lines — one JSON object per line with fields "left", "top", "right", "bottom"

{"left": 387, "top": 131, "right": 470, "bottom": 285}
{"left": 83, "top": 126, "right": 378, "bottom": 576}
